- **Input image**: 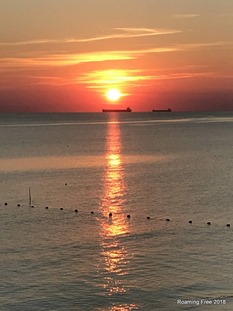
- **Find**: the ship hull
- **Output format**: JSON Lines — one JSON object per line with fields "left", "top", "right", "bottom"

{"left": 102, "top": 107, "right": 132, "bottom": 112}
{"left": 152, "top": 109, "right": 172, "bottom": 112}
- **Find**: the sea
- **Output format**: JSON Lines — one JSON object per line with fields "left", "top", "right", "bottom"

{"left": 1, "top": 112, "right": 233, "bottom": 311}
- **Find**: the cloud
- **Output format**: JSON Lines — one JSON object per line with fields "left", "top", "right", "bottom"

{"left": 77, "top": 69, "right": 154, "bottom": 89}
{"left": 0, "top": 41, "right": 232, "bottom": 72}
{"left": 0, "top": 51, "right": 135, "bottom": 69}
{"left": 29, "top": 76, "right": 72, "bottom": 86}
{"left": 153, "top": 72, "right": 215, "bottom": 80}
{"left": 77, "top": 27, "right": 181, "bottom": 42}
{"left": 217, "top": 13, "right": 233, "bottom": 17}
{"left": 178, "top": 41, "right": 233, "bottom": 50}
{"left": 77, "top": 68, "right": 216, "bottom": 91}
{"left": 173, "top": 14, "right": 200, "bottom": 19}
{"left": 0, "top": 39, "right": 60, "bottom": 47}
{"left": 0, "top": 47, "right": 178, "bottom": 70}
{"left": 0, "top": 27, "right": 181, "bottom": 47}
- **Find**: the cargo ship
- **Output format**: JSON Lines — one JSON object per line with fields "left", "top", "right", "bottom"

{"left": 102, "top": 107, "right": 132, "bottom": 112}
{"left": 152, "top": 108, "right": 172, "bottom": 112}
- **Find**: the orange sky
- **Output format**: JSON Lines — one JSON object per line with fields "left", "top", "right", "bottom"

{"left": 0, "top": 0, "right": 233, "bottom": 112}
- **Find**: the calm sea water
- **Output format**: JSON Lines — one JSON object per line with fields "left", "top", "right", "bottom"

{"left": 1, "top": 112, "right": 233, "bottom": 311}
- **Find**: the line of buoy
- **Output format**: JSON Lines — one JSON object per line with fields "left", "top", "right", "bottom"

{"left": 1, "top": 203, "right": 232, "bottom": 227}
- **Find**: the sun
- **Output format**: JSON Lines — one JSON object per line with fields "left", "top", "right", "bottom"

{"left": 106, "top": 88, "right": 122, "bottom": 102}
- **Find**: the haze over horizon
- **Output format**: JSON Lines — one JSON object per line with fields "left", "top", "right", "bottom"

{"left": 0, "top": 0, "right": 233, "bottom": 112}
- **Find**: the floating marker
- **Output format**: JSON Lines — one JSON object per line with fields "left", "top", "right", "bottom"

{"left": 45, "top": 206, "right": 49, "bottom": 209}
{"left": 91, "top": 211, "right": 94, "bottom": 214}
{"left": 166, "top": 218, "right": 170, "bottom": 222}
{"left": 60, "top": 208, "right": 64, "bottom": 210}
{"left": 17, "top": 204, "right": 21, "bottom": 207}
{"left": 109, "top": 213, "right": 112, "bottom": 217}
{"left": 147, "top": 216, "right": 151, "bottom": 220}
{"left": 189, "top": 220, "right": 192, "bottom": 224}
{"left": 127, "top": 214, "right": 131, "bottom": 218}
{"left": 207, "top": 222, "right": 211, "bottom": 225}
{"left": 74, "top": 209, "right": 78, "bottom": 213}
{"left": 65, "top": 183, "right": 67, "bottom": 186}
{"left": 4, "top": 202, "right": 7, "bottom": 206}
{"left": 226, "top": 224, "right": 230, "bottom": 227}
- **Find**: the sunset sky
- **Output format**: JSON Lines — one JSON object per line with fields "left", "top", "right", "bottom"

{"left": 0, "top": 0, "right": 233, "bottom": 112}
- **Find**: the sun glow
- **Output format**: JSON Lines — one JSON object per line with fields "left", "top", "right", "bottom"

{"left": 106, "top": 88, "right": 122, "bottom": 102}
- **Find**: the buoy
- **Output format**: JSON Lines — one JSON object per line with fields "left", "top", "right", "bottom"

{"left": 91, "top": 211, "right": 94, "bottom": 214}
{"left": 207, "top": 222, "right": 211, "bottom": 225}
{"left": 166, "top": 218, "right": 170, "bottom": 222}
{"left": 109, "top": 212, "right": 112, "bottom": 217}
{"left": 127, "top": 214, "right": 131, "bottom": 218}
{"left": 147, "top": 216, "right": 151, "bottom": 220}
{"left": 31, "top": 205, "right": 34, "bottom": 208}
{"left": 65, "top": 183, "right": 67, "bottom": 186}
{"left": 60, "top": 208, "right": 64, "bottom": 210}
{"left": 45, "top": 206, "right": 49, "bottom": 209}
{"left": 226, "top": 224, "right": 230, "bottom": 227}
{"left": 4, "top": 202, "right": 7, "bottom": 206}
{"left": 189, "top": 220, "right": 192, "bottom": 224}
{"left": 17, "top": 204, "right": 21, "bottom": 207}
{"left": 74, "top": 209, "right": 78, "bottom": 213}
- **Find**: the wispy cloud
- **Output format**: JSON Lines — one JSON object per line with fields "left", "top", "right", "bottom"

{"left": 30, "top": 76, "right": 72, "bottom": 86}
{"left": 0, "top": 51, "right": 135, "bottom": 69}
{"left": 77, "top": 68, "right": 216, "bottom": 91}
{"left": 0, "top": 47, "right": 178, "bottom": 70}
{"left": 178, "top": 41, "right": 233, "bottom": 50}
{"left": 0, "top": 27, "right": 181, "bottom": 47}
{"left": 21, "top": 69, "right": 217, "bottom": 89}
{"left": 154, "top": 72, "right": 215, "bottom": 80}
{"left": 217, "top": 13, "right": 233, "bottom": 17}
{"left": 77, "top": 69, "right": 154, "bottom": 89}
{"left": 0, "top": 41, "right": 232, "bottom": 72}
{"left": 173, "top": 14, "right": 200, "bottom": 19}
{"left": 0, "top": 39, "right": 60, "bottom": 47}
{"left": 77, "top": 27, "right": 181, "bottom": 42}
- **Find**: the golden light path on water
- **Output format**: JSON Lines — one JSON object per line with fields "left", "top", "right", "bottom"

{"left": 98, "top": 114, "right": 139, "bottom": 311}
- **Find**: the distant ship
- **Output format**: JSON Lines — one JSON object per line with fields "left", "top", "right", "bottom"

{"left": 152, "top": 108, "right": 172, "bottom": 112}
{"left": 102, "top": 107, "right": 132, "bottom": 112}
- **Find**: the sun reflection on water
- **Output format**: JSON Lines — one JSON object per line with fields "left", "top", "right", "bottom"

{"left": 101, "top": 116, "right": 128, "bottom": 236}
{"left": 98, "top": 114, "right": 133, "bottom": 301}
{"left": 96, "top": 304, "right": 139, "bottom": 311}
